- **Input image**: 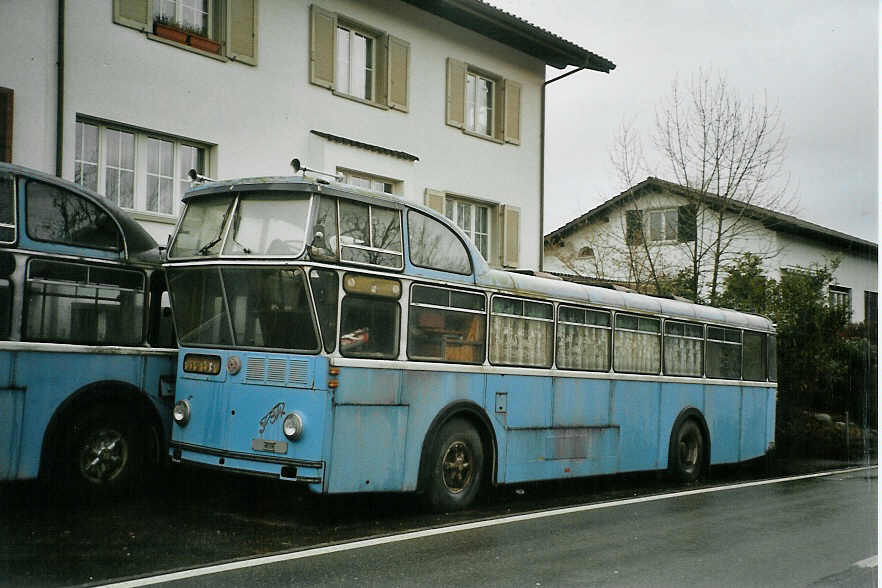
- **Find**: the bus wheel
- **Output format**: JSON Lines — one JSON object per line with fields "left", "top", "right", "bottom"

{"left": 425, "top": 418, "right": 484, "bottom": 512}
{"left": 670, "top": 419, "right": 704, "bottom": 483}
{"left": 67, "top": 406, "right": 143, "bottom": 498}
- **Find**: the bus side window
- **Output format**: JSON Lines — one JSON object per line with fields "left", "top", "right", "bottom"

{"left": 0, "top": 251, "right": 15, "bottom": 340}
{"left": 613, "top": 314, "right": 661, "bottom": 374}
{"left": 407, "top": 285, "right": 485, "bottom": 364}
{"left": 25, "top": 181, "right": 121, "bottom": 251}
{"left": 407, "top": 211, "right": 471, "bottom": 275}
{"left": 339, "top": 274, "right": 400, "bottom": 359}
{"left": 0, "top": 173, "right": 16, "bottom": 244}
{"left": 489, "top": 296, "right": 553, "bottom": 368}
{"left": 706, "top": 327, "right": 742, "bottom": 379}
{"left": 742, "top": 331, "right": 767, "bottom": 381}
{"left": 309, "top": 268, "right": 338, "bottom": 353}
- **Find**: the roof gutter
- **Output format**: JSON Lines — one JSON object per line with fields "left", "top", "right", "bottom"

{"left": 540, "top": 67, "right": 586, "bottom": 271}
{"left": 55, "top": 0, "right": 64, "bottom": 177}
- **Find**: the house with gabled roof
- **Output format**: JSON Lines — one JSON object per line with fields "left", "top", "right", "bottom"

{"left": 0, "top": 0, "right": 613, "bottom": 271}
{"left": 543, "top": 176, "right": 878, "bottom": 323}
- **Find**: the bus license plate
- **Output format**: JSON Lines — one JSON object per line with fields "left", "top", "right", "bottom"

{"left": 251, "top": 439, "right": 288, "bottom": 454}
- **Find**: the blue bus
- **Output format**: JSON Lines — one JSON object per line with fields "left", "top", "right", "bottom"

{"left": 165, "top": 172, "right": 776, "bottom": 510}
{"left": 0, "top": 163, "right": 177, "bottom": 497}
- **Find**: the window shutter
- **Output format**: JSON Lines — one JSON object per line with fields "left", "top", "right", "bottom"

{"left": 0, "top": 88, "right": 11, "bottom": 163}
{"left": 424, "top": 189, "right": 446, "bottom": 214}
{"left": 503, "top": 79, "right": 521, "bottom": 145}
{"left": 113, "top": 0, "right": 150, "bottom": 32}
{"left": 501, "top": 204, "right": 520, "bottom": 268}
{"left": 227, "top": 0, "right": 258, "bottom": 65}
{"left": 387, "top": 35, "right": 410, "bottom": 112}
{"left": 446, "top": 58, "right": 466, "bottom": 128}
{"left": 677, "top": 204, "right": 697, "bottom": 242}
{"left": 310, "top": 4, "right": 336, "bottom": 89}
{"left": 493, "top": 79, "right": 505, "bottom": 142}
{"left": 625, "top": 209, "right": 643, "bottom": 246}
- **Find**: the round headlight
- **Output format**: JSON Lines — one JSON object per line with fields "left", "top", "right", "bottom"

{"left": 173, "top": 400, "right": 191, "bottom": 426}
{"left": 283, "top": 412, "right": 303, "bottom": 441}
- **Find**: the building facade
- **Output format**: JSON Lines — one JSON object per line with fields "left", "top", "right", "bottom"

{"left": 544, "top": 177, "right": 878, "bottom": 323}
{"left": 0, "top": 0, "right": 613, "bottom": 270}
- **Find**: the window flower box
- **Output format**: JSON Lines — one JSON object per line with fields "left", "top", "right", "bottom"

{"left": 153, "top": 19, "right": 220, "bottom": 55}
{"left": 153, "top": 21, "right": 188, "bottom": 44}
{"left": 187, "top": 34, "right": 220, "bottom": 54}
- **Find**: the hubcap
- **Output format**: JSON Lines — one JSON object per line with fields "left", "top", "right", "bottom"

{"left": 441, "top": 440, "right": 473, "bottom": 493}
{"left": 79, "top": 428, "right": 128, "bottom": 484}
{"left": 679, "top": 430, "right": 699, "bottom": 471}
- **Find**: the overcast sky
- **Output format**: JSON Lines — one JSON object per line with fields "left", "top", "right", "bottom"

{"left": 489, "top": 0, "right": 879, "bottom": 242}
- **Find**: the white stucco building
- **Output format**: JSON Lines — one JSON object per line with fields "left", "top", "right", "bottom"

{"left": 0, "top": 0, "right": 614, "bottom": 270}
{"left": 544, "top": 177, "right": 878, "bottom": 323}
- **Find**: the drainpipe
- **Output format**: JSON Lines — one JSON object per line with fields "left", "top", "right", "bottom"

{"left": 540, "top": 66, "right": 585, "bottom": 271}
{"left": 55, "top": 0, "right": 65, "bottom": 177}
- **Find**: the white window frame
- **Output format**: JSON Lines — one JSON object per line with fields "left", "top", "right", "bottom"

{"left": 74, "top": 119, "right": 209, "bottom": 220}
{"left": 465, "top": 71, "right": 495, "bottom": 137}
{"left": 154, "top": 0, "right": 213, "bottom": 37}
{"left": 338, "top": 169, "right": 400, "bottom": 195}
{"left": 646, "top": 208, "right": 679, "bottom": 243}
{"left": 335, "top": 24, "right": 376, "bottom": 102}
{"left": 829, "top": 285, "right": 852, "bottom": 311}
{"left": 445, "top": 196, "right": 491, "bottom": 261}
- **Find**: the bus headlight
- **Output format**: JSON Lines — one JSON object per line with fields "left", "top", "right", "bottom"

{"left": 283, "top": 412, "right": 303, "bottom": 441}
{"left": 173, "top": 400, "right": 191, "bottom": 426}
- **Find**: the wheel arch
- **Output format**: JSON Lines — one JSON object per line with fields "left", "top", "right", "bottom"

{"left": 418, "top": 400, "right": 499, "bottom": 491}
{"left": 39, "top": 380, "right": 167, "bottom": 480}
{"left": 667, "top": 406, "right": 711, "bottom": 472}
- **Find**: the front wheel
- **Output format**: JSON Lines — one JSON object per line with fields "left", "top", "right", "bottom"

{"left": 424, "top": 418, "right": 485, "bottom": 512}
{"left": 670, "top": 419, "right": 705, "bottom": 483}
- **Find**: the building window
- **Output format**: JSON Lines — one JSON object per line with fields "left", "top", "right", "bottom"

{"left": 335, "top": 26, "right": 375, "bottom": 101}
{"left": 627, "top": 205, "right": 697, "bottom": 244}
{"left": 829, "top": 286, "right": 851, "bottom": 312}
{"left": 446, "top": 58, "right": 521, "bottom": 145}
{"left": 154, "top": 0, "right": 210, "bottom": 37}
{"left": 465, "top": 72, "right": 494, "bottom": 136}
{"left": 310, "top": 6, "right": 410, "bottom": 111}
{"left": 445, "top": 197, "right": 490, "bottom": 260}
{"left": 339, "top": 170, "right": 398, "bottom": 195}
{"left": 648, "top": 209, "right": 678, "bottom": 242}
{"left": 578, "top": 246, "right": 594, "bottom": 258}
{"left": 74, "top": 120, "right": 209, "bottom": 218}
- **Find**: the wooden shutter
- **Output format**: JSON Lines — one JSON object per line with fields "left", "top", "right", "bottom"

{"left": 424, "top": 189, "right": 446, "bottom": 214}
{"left": 493, "top": 79, "right": 505, "bottom": 141}
{"left": 0, "top": 88, "right": 11, "bottom": 163}
{"left": 113, "top": 0, "right": 150, "bottom": 31}
{"left": 677, "top": 204, "right": 698, "bottom": 242}
{"left": 503, "top": 79, "right": 521, "bottom": 145}
{"left": 387, "top": 35, "right": 410, "bottom": 112}
{"left": 625, "top": 209, "right": 643, "bottom": 245}
{"left": 446, "top": 58, "right": 466, "bottom": 128}
{"left": 227, "top": 0, "right": 258, "bottom": 65}
{"left": 501, "top": 204, "right": 520, "bottom": 268}
{"left": 310, "top": 5, "right": 336, "bottom": 89}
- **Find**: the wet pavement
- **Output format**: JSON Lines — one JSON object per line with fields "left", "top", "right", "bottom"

{"left": 0, "top": 455, "right": 875, "bottom": 587}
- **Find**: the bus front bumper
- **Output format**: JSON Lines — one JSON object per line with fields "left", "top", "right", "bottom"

{"left": 170, "top": 441, "right": 325, "bottom": 486}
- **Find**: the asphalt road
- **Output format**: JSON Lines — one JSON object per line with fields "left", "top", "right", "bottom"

{"left": 0, "top": 461, "right": 876, "bottom": 587}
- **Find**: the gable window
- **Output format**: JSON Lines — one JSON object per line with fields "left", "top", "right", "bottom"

{"left": 74, "top": 119, "right": 210, "bottom": 218}
{"left": 578, "top": 246, "right": 594, "bottom": 258}
{"left": 112, "top": 0, "right": 258, "bottom": 64}
{"left": 446, "top": 58, "right": 521, "bottom": 145}
{"left": 628, "top": 205, "right": 697, "bottom": 244}
{"left": 648, "top": 209, "right": 678, "bottom": 242}
{"left": 310, "top": 5, "right": 410, "bottom": 111}
{"left": 339, "top": 169, "right": 399, "bottom": 195}
{"left": 424, "top": 189, "right": 519, "bottom": 268}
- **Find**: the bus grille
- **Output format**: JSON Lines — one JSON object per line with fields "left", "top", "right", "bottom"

{"left": 245, "top": 356, "right": 313, "bottom": 388}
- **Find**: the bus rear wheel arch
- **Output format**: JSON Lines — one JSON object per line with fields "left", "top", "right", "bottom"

{"left": 421, "top": 416, "right": 489, "bottom": 512}
{"left": 668, "top": 411, "right": 710, "bottom": 483}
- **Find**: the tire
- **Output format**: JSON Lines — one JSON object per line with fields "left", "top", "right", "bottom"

{"left": 669, "top": 419, "right": 705, "bottom": 483}
{"left": 64, "top": 405, "right": 145, "bottom": 499}
{"left": 423, "top": 418, "right": 485, "bottom": 512}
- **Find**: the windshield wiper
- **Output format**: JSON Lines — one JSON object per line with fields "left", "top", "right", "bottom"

{"left": 197, "top": 236, "right": 222, "bottom": 256}
{"left": 196, "top": 199, "right": 236, "bottom": 256}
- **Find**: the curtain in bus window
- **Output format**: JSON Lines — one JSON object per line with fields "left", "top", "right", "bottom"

{"left": 556, "top": 307, "right": 610, "bottom": 371}
{"left": 24, "top": 259, "right": 144, "bottom": 345}
{"left": 614, "top": 315, "right": 660, "bottom": 374}
{"left": 663, "top": 322, "right": 703, "bottom": 377}
{"left": 742, "top": 331, "right": 767, "bottom": 381}
{"left": 706, "top": 327, "right": 742, "bottom": 379}
{"left": 222, "top": 267, "right": 318, "bottom": 351}
{"left": 339, "top": 296, "right": 399, "bottom": 358}
{"left": 166, "top": 267, "right": 232, "bottom": 346}
{"left": 489, "top": 298, "right": 553, "bottom": 368}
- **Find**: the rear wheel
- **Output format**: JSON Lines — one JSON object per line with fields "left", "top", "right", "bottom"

{"left": 670, "top": 419, "right": 705, "bottom": 483}
{"left": 424, "top": 418, "right": 485, "bottom": 512}
{"left": 65, "top": 406, "right": 145, "bottom": 499}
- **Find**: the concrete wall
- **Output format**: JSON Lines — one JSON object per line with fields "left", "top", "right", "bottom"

{"left": 1, "top": 0, "right": 546, "bottom": 268}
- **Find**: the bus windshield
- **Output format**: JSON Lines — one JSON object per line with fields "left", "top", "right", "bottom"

{"left": 167, "top": 266, "right": 319, "bottom": 351}
{"left": 169, "top": 192, "right": 311, "bottom": 258}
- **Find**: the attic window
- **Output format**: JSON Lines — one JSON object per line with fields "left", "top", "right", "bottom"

{"left": 578, "top": 246, "right": 594, "bottom": 258}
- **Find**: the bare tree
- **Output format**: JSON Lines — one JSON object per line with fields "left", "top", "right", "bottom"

{"left": 653, "top": 69, "right": 791, "bottom": 303}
